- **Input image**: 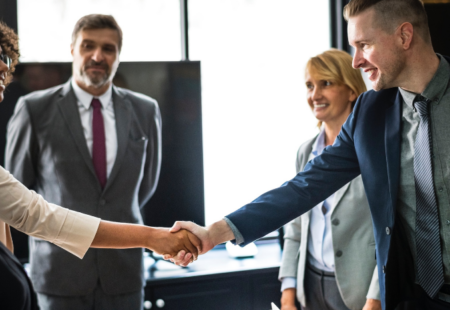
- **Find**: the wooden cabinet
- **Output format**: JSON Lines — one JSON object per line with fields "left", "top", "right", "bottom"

{"left": 144, "top": 243, "right": 282, "bottom": 310}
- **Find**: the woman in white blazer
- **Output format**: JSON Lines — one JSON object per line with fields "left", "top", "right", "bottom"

{"left": 279, "top": 49, "right": 381, "bottom": 310}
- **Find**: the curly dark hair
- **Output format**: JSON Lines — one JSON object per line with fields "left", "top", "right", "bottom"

{"left": 0, "top": 22, "right": 19, "bottom": 85}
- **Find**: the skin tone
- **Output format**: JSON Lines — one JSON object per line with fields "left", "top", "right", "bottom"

{"left": 168, "top": 6, "right": 441, "bottom": 307}
{"left": 71, "top": 28, "right": 120, "bottom": 96}
{"left": 348, "top": 7, "right": 439, "bottom": 93}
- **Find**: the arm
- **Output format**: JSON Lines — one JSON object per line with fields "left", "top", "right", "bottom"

{"left": 138, "top": 100, "right": 162, "bottom": 207}
{"left": 0, "top": 165, "right": 200, "bottom": 259}
{"left": 91, "top": 220, "right": 200, "bottom": 258}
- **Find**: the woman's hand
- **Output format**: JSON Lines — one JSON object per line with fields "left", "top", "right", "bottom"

{"left": 362, "top": 298, "right": 382, "bottom": 310}
{"left": 280, "top": 288, "right": 298, "bottom": 310}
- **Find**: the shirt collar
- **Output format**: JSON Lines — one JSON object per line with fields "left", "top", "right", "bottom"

{"left": 71, "top": 79, "right": 113, "bottom": 110}
{"left": 311, "top": 129, "right": 326, "bottom": 157}
{"left": 399, "top": 54, "right": 450, "bottom": 108}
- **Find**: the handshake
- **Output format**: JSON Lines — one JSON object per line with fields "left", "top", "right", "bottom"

{"left": 143, "top": 219, "right": 236, "bottom": 266}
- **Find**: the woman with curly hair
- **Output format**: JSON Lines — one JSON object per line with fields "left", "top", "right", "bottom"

{"left": 0, "top": 22, "right": 199, "bottom": 310}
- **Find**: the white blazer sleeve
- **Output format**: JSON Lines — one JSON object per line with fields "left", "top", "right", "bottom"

{"left": 0, "top": 166, "right": 100, "bottom": 258}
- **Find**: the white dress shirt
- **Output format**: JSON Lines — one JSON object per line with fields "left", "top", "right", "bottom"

{"left": 281, "top": 130, "right": 336, "bottom": 291}
{"left": 307, "top": 130, "right": 336, "bottom": 272}
{"left": 71, "top": 80, "right": 117, "bottom": 177}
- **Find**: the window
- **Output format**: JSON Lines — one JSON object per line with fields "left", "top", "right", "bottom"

{"left": 189, "top": 0, "right": 330, "bottom": 224}
{"left": 18, "top": 0, "right": 181, "bottom": 62}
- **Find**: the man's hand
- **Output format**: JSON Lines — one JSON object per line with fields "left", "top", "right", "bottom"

{"left": 147, "top": 227, "right": 201, "bottom": 262}
{"left": 280, "top": 288, "right": 298, "bottom": 310}
{"left": 362, "top": 298, "right": 382, "bottom": 310}
{"left": 165, "top": 220, "right": 235, "bottom": 266}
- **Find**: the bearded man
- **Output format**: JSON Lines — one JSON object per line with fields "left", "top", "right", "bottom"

{"left": 5, "top": 14, "right": 162, "bottom": 310}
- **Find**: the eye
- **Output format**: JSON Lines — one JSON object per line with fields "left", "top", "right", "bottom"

{"left": 306, "top": 83, "right": 314, "bottom": 90}
{"left": 103, "top": 45, "right": 116, "bottom": 53}
{"left": 323, "top": 81, "right": 332, "bottom": 86}
{"left": 82, "top": 43, "right": 94, "bottom": 50}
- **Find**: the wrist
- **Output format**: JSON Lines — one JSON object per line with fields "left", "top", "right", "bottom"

{"left": 207, "top": 220, "right": 235, "bottom": 246}
{"left": 144, "top": 226, "right": 159, "bottom": 250}
{"left": 281, "top": 288, "right": 296, "bottom": 306}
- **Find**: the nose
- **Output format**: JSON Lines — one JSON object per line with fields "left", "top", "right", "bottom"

{"left": 91, "top": 47, "right": 105, "bottom": 62}
{"left": 352, "top": 50, "right": 364, "bottom": 69}
{"left": 311, "top": 86, "right": 322, "bottom": 101}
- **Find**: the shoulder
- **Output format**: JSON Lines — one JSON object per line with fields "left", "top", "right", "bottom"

{"left": 20, "top": 84, "right": 65, "bottom": 105}
{"left": 14, "top": 83, "right": 67, "bottom": 116}
{"left": 114, "top": 86, "right": 159, "bottom": 110}
{"left": 297, "top": 135, "right": 317, "bottom": 157}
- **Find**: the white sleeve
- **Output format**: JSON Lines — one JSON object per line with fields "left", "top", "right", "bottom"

{"left": 0, "top": 166, "right": 100, "bottom": 258}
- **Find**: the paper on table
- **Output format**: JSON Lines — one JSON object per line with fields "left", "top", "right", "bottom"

{"left": 271, "top": 302, "right": 280, "bottom": 310}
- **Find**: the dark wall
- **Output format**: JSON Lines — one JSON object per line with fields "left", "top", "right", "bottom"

{"left": 424, "top": 3, "right": 450, "bottom": 56}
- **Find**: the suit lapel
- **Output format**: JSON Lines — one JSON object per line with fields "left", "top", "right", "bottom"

{"left": 104, "top": 87, "right": 131, "bottom": 192}
{"left": 331, "top": 182, "right": 351, "bottom": 213}
{"left": 384, "top": 91, "right": 402, "bottom": 213}
{"left": 57, "top": 81, "right": 98, "bottom": 183}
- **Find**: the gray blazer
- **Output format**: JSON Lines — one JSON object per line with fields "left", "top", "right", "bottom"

{"left": 5, "top": 80, "right": 162, "bottom": 296}
{"left": 278, "top": 136, "right": 379, "bottom": 310}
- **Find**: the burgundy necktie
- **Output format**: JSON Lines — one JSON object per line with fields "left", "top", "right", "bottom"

{"left": 91, "top": 98, "right": 107, "bottom": 188}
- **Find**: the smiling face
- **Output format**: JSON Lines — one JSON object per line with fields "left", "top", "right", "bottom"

{"left": 71, "top": 28, "right": 120, "bottom": 93}
{"left": 348, "top": 8, "right": 406, "bottom": 91}
{"left": 0, "top": 46, "right": 9, "bottom": 102}
{"left": 306, "top": 71, "right": 357, "bottom": 126}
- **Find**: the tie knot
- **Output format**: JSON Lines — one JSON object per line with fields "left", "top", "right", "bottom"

{"left": 413, "top": 97, "right": 430, "bottom": 117}
{"left": 91, "top": 98, "right": 102, "bottom": 109}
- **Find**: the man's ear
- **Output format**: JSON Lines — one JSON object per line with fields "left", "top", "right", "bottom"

{"left": 398, "top": 22, "right": 414, "bottom": 50}
{"left": 70, "top": 44, "right": 74, "bottom": 56}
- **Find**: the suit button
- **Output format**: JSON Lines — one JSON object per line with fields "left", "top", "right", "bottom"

{"left": 100, "top": 199, "right": 106, "bottom": 206}
{"left": 386, "top": 227, "right": 391, "bottom": 235}
{"left": 382, "top": 265, "right": 386, "bottom": 273}
{"left": 332, "top": 219, "right": 340, "bottom": 226}
{"left": 336, "top": 250, "right": 343, "bottom": 257}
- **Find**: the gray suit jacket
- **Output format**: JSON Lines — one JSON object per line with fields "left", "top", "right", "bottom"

{"left": 5, "top": 80, "right": 162, "bottom": 296}
{"left": 278, "top": 136, "right": 379, "bottom": 310}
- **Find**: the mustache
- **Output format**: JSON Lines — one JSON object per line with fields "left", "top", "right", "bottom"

{"left": 84, "top": 61, "right": 109, "bottom": 71}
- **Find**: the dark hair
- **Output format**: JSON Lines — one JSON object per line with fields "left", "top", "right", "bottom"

{"left": 343, "top": 0, "right": 431, "bottom": 43}
{"left": 72, "top": 14, "right": 123, "bottom": 52}
{"left": 0, "top": 22, "right": 19, "bottom": 85}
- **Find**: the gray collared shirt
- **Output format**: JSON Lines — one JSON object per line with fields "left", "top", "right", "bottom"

{"left": 397, "top": 54, "right": 450, "bottom": 283}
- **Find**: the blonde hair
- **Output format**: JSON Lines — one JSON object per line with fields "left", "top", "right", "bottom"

{"left": 306, "top": 49, "right": 367, "bottom": 129}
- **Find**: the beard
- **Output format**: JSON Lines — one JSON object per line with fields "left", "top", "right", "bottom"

{"left": 78, "top": 60, "right": 111, "bottom": 88}
{"left": 372, "top": 50, "right": 405, "bottom": 91}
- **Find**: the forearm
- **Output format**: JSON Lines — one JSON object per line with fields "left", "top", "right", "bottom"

{"left": 91, "top": 220, "right": 201, "bottom": 258}
{"left": 281, "top": 288, "right": 297, "bottom": 306}
{"left": 91, "top": 220, "right": 152, "bottom": 249}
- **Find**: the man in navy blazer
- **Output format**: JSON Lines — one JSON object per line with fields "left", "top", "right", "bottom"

{"left": 169, "top": 1, "right": 450, "bottom": 309}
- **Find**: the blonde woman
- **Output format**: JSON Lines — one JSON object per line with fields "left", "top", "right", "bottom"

{"left": 279, "top": 49, "right": 380, "bottom": 310}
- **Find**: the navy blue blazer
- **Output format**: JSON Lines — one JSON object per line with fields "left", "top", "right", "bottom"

{"left": 227, "top": 57, "right": 450, "bottom": 310}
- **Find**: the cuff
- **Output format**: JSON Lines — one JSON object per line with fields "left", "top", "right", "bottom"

{"left": 281, "top": 277, "right": 297, "bottom": 292}
{"left": 223, "top": 217, "right": 244, "bottom": 245}
{"left": 52, "top": 207, "right": 101, "bottom": 259}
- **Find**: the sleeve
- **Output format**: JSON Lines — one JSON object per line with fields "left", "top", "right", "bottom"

{"left": 279, "top": 217, "right": 301, "bottom": 279}
{"left": 0, "top": 166, "right": 100, "bottom": 259}
{"left": 280, "top": 277, "right": 297, "bottom": 292}
{"left": 366, "top": 264, "right": 381, "bottom": 300}
{"left": 138, "top": 99, "right": 162, "bottom": 208}
{"left": 226, "top": 98, "right": 363, "bottom": 246}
